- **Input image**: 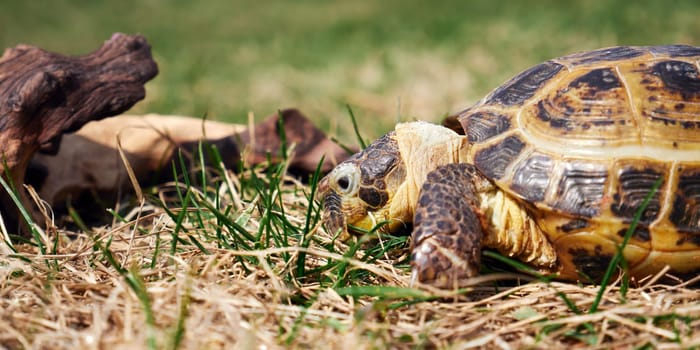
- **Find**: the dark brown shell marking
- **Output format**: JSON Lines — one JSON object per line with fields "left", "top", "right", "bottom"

{"left": 652, "top": 60, "right": 700, "bottom": 97}
{"left": 610, "top": 164, "right": 665, "bottom": 224}
{"left": 464, "top": 111, "right": 511, "bottom": 143}
{"left": 559, "top": 218, "right": 589, "bottom": 233}
{"left": 617, "top": 226, "right": 651, "bottom": 242}
{"left": 530, "top": 66, "right": 632, "bottom": 137}
{"left": 635, "top": 59, "right": 700, "bottom": 143}
{"left": 649, "top": 45, "right": 700, "bottom": 57}
{"left": 569, "top": 68, "right": 622, "bottom": 91}
{"left": 473, "top": 135, "right": 525, "bottom": 180}
{"left": 560, "top": 46, "right": 644, "bottom": 65}
{"left": 568, "top": 246, "right": 613, "bottom": 282}
{"left": 670, "top": 167, "right": 700, "bottom": 233}
{"left": 488, "top": 62, "right": 564, "bottom": 106}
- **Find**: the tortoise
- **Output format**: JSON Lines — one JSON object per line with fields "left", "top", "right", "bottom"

{"left": 318, "top": 45, "right": 700, "bottom": 288}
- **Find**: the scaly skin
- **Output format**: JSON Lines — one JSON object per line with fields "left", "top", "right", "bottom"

{"left": 412, "top": 162, "right": 557, "bottom": 287}
{"left": 410, "top": 163, "right": 486, "bottom": 288}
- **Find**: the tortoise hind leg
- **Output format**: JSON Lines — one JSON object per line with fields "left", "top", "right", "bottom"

{"left": 410, "top": 163, "right": 488, "bottom": 288}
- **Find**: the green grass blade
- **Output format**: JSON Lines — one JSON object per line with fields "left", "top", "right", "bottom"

{"left": 125, "top": 267, "right": 158, "bottom": 350}
{"left": 94, "top": 238, "right": 125, "bottom": 275}
{"left": 9, "top": 253, "right": 32, "bottom": 263}
{"left": 330, "top": 136, "right": 358, "bottom": 156}
{"left": 0, "top": 166, "right": 42, "bottom": 254}
{"left": 589, "top": 177, "right": 663, "bottom": 314}
{"left": 187, "top": 233, "right": 210, "bottom": 255}
{"left": 169, "top": 275, "right": 191, "bottom": 350}
{"left": 91, "top": 226, "right": 158, "bottom": 349}
{"left": 295, "top": 156, "right": 325, "bottom": 278}
{"left": 482, "top": 250, "right": 556, "bottom": 282}
{"left": 335, "top": 285, "right": 430, "bottom": 299}
{"left": 556, "top": 291, "right": 583, "bottom": 314}
{"left": 151, "top": 232, "right": 162, "bottom": 269}
{"left": 169, "top": 190, "right": 193, "bottom": 256}
{"left": 346, "top": 104, "right": 367, "bottom": 149}
{"left": 207, "top": 143, "right": 239, "bottom": 208}
{"left": 178, "top": 154, "right": 206, "bottom": 229}
{"left": 67, "top": 204, "right": 90, "bottom": 233}
{"left": 196, "top": 197, "right": 255, "bottom": 249}
{"left": 197, "top": 140, "right": 208, "bottom": 188}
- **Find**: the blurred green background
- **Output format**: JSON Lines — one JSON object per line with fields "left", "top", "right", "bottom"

{"left": 2, "top": 0, "right": 699, "bottom": 142}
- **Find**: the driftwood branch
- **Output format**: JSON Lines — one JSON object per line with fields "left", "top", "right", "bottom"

{"left": 28, "top": 109, "right": 353, "bottom": 225}
{"left": 0, "top": 33, "right": 158, "bottom": 232}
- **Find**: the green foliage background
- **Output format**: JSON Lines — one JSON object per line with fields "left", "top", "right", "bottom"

{"left": 2, "top": 0, "right": 699, "bottom": 140}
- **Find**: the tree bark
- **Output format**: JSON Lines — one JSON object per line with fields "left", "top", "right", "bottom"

{"left": 0, "top": 33, "right": 158, "bottom": 233}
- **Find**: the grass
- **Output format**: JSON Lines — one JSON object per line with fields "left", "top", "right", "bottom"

{"left": 1, "top": 116, "right": 699, "bottom": 348}
{"left": 2, "top": 0, "right": 700, "bottom": 140}
{"left": 1, "top": 1, "right": 700, "bottom": 348}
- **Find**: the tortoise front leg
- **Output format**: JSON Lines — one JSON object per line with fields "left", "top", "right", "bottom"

{"left": 410, "top": 163, "right": 488, "bottom": 289}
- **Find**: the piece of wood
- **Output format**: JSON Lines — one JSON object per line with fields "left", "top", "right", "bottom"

{"left": 28, "top": 109, "right": 353, "bottom": 223}
{"left": 0, "top": 33, "right": 158, "bottom": 232}
{"left": 29, "top": 114, "right": 245, "bottom": 212}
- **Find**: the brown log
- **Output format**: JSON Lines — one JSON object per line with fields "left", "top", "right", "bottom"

{"left": 236, "top": 108, "right": 353, "bottom": 175}
{"left": 0, "top": 33, "right": 158, "bottom": 232}
{"left": 29, "top": 114, "right": 246, "bottom": 214}
{"left": 28, "top": 109, "right": 353, "bottom": 224}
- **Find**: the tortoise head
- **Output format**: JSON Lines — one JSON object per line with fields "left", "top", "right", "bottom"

{"left": 318, "top": 132, "right": 410, "bottom": 239}
{"left": 319, "top": 121, "right": 468, "bottom": 240}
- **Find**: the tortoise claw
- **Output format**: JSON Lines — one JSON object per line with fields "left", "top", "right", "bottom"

{"left": 411, "top": 235, "right": 481, "bottom": 288}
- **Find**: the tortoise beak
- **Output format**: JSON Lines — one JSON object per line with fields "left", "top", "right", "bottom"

{"left": 317, "top": 176, "right": 350, "bottom": 240}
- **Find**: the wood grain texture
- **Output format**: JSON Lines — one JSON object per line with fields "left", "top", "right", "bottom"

{"left": 0, "top": 33, "right": 158, "bottom": 233}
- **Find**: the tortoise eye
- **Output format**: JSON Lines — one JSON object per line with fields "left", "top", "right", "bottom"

{"left": 337, "top": 176, "right": 350, "bottom": 191}
{"left": 331, "top": 163, "right": 360, "bottom": 195}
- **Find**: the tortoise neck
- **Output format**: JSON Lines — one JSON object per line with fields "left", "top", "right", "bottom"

{"left": 393, "top": 122, "right": 469, "bottom": 217}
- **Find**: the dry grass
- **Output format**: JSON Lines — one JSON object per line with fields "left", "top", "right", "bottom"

{"left": 2, "top": 2, "right": 700, "bottom": 348}
{"left": 1, "top": 162, "right": 699, "bottom": 349}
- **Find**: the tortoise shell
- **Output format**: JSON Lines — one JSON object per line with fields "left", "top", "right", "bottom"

{"left": 455, "top": 45, "right": 700, "bottom": 280}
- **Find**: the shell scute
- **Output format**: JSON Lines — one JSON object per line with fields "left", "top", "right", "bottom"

{"left": 463, "top": 111, "right": 511, "bottom": 143}
{"left": 486, "top": 61, "right": 564, "bottom": 106}
{"left": 649, "top": 44, "right": 700, "bottom": 57}
{"left": 473, "top": 135, "right": 526, "bottom": 180}
{"left": 509, "top": 152, "right": 553, "bottom": 203}
{"left": 669, "top": 167, "right": 700, "bottom": 234}
{"left": 551, "top": 161, "right": 608, "bottom": 218}
{"left": 557, "top": 46, "right": 645, "bottom": 66}
{"left": 609, "top": 162, "right": 666, "bottom": 224}
{"left": 622, "top": 58, "right": 700, "bottom": 145}
{"left": 522, "top": 64, "right": 636, "bottom": 143}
